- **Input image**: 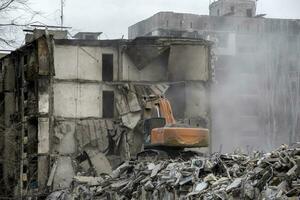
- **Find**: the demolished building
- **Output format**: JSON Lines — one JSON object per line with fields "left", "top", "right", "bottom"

{"left": 0, "top": 32, "right": 213, "bottom": 198}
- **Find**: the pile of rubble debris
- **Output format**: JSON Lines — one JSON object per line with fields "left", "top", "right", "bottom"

{"left": 47, "top": 144, "right": 300, "bottom": 200}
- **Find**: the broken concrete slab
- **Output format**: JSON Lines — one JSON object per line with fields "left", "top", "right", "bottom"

{"left": 53, "top": 157, "right": 75, "bottom": 190}
{"left": 121, "top": 112, "right": 141, "bottom": 129}
{"left": 73, "top": 176, "right": 103, "bottom": 186}
{"left": 47, "top": 161, "right": 58, "bottom": 187}
{"left": 86, "top": 150, "right": 112, "bottom": 175}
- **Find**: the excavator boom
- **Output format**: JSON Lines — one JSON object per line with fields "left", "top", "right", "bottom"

{"left": 156, "top": 98, "right": 176, "bottom": 124}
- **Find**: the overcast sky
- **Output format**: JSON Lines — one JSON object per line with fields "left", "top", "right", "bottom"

{"left": 27, "top": 0, "right": 300, "bottom": 39}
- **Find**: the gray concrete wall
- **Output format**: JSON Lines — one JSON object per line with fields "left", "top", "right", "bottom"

{"left": 52, "top": 44, "right": 118, "bottom": 189}
{"left": 0, "top": 53, "right": 7, "bottom": 59}
{"left": 184, "top": 82, "right": 209, "bottom": 119}
{"left": 53, "top": 82, "right": 103, "bottom": 118}
{"left": 209, "top": 0, "right": 256, "bottom": 17}
{"left": 129, "top": 12, "right": 204, "bottom": 39}
{"left": 128, "top": 12, "right": 299, "bottom": 40}
{"left": 53, "top": 44, "right": 119, "bottom": 119}
{"left": 168, "top": 45, "right": 210, "bottom": 81}
{"left": 54, "top": 45, "right": 118, "bottom": 81}
{"left": 122, "top": 53, "right": 168, "bottom": 81}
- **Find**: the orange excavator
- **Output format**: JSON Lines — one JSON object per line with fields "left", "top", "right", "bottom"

{"left": 138, "top": 95, "right": 209, "bottom": 160}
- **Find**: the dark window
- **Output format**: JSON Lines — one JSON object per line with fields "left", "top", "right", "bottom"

{"left": 217, "top": 9, "right": 220, "bottom": 16}
{"left": 24, "top": 55, "right": 28, "bottom": 66}
{"left": 0, "top": 163, "right": 3, "bottom": 183}
{"left": 166, "top": 20, "right": 169, "bottom": 27}
{"left": 165, "top": 83, "right": 185, "bottom": 119}
{"left": 190, "top": 22, "right": 193, "bottom": 28}
{"left": 102, "top": 54, "right": 113, "bottom": 81}
{"left": 231, "top": 6, "right": 235, "bottom": 13}
{"left": 247, "top": 9, "right": 253, "bottom": 17}
{"left": 102, "top": 91, "right": 114, "bottom": 118}
{"left": 0, "top": 61, "right": 2, "bottom": 73}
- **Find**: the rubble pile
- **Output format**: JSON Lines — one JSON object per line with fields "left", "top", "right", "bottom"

{"left": 47, "top": 145, "right": 300, "bottom": 200}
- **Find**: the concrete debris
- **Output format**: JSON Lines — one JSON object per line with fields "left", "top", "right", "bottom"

{"left": 74, "top": 119, "right": 130, "bottom": 159}
{"left": 73, "top": 176, "right": 103, "bottom": 186}
{"left": 46, "top": 144, "right": 300, "bottom": 199}
{"left": 75, "top": 150, "right": 112, "bottom": 177}
{"left": 85, "top": 150, "right": 112, "bottom": 176}
{"left": 115, "top": 91, "right": 131, "bottom": 115}
{"left": 47, "top": 161, "right": 58, "bottom": 187}
{"left": 149, "top": 84, "right": 169, "bottom": 96}
{"left": 127, "top": 85, "right": 141, "bottom": 113}
{"left": 46, "top": 190, "right": 67, "bottom": 200}
{"left": 116, "top": 84, "right": 141, "bottom": 129}
{"left": 75, "top": 119, "right": 109, "bottom": 153}
{"left": 121, "top": 112, "right": 141, "bottom": 129}
{"left": 116, "top": 83, "right": 170, "bottom": 129}
{"left": 134, "top": 84, "right": 169, "bottom": 97}
{"left": 52, "top": 157, "right": 75, "bottom": 190}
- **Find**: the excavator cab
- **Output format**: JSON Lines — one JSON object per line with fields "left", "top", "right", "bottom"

{"left": 143, "top": 117, "right": 166, "bottom": 145}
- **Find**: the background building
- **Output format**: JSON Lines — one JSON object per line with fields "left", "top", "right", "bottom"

{"left": 128, "top": 0, "right": 300, "bottom": 152}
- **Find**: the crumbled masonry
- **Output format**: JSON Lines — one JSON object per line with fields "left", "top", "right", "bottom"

{"left": 46, "top": 144, "right": 300, "bottom": 200}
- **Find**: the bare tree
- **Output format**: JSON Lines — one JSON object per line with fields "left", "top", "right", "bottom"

{"left": 0, "top": 0, "right": 38, "bottom": 48}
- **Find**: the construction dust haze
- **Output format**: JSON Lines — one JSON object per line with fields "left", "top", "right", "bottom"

{"left": 211, "top": 16, "right": 300, "bottom": 153}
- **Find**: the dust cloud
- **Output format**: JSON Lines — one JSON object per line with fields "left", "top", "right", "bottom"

{"left": 211, "top": 19, "right": 300, "bottom": 153}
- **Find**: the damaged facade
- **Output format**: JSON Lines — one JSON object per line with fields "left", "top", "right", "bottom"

{"left": 0, "top": 33, "right": 213, "bottom": 197}
{"left": 129, "top": 0, "right": 300, "bottom": 152}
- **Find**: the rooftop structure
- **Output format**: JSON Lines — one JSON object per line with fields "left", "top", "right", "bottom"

{"left": 73, "top": 32, "right": 102, "bottom": 40}
{"left": 209, "top": 0, "right": 257, "bottom": 17}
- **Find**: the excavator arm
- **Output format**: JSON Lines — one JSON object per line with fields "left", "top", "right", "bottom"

{"left": 156, "top": 98, "right": 176, "bottom": 124}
